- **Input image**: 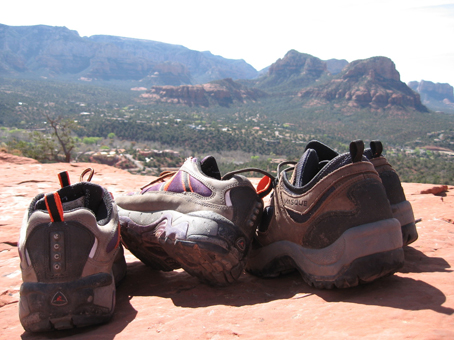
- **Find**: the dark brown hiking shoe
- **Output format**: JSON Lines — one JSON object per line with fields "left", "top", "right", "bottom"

{"left": 246, "top": 140, "right": 404, "bottom": 289}
{"left": 364, "top": 141, "right": 418, "bottom": 246}
{"left": 300, "top": 140, "right": 418, "bottom": 246}
{"left": 18, "top": 169, "right": 126, "bottom": 332}
{"left": 116, "top": 156, "right": 268, "bottom": 286}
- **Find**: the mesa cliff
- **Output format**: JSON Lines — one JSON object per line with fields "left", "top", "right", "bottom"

{"left": 0, "top": 24, "right": 258, "bottom": 84}
{"left": 139, "top": 78, "right": 268, "bottom": 107}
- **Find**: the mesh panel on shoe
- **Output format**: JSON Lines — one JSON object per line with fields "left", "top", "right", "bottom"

{"left": 286, "top": 152, "right": 358, "bottom": 194}
{"left": 305, "top": 140, "right": 339, "bottom": 161}
{"left": 293, "top": 149, "right": 320, "bottom": 188}
{"left": 316, "top": 153, "right": 354, "bottom": 180}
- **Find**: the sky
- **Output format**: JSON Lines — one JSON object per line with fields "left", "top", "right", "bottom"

{"left": 2, "top": 0, "right": 454, "bottom": 86}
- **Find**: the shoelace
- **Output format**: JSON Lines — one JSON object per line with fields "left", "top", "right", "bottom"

{"left": 140, "top": 171, "right": 176, "bottom": 190}
{"left": 221, "top": 167, "right": 275, "bottom": 181}
{"left": 79, "top": 167, "right": 95, "bottom": 182}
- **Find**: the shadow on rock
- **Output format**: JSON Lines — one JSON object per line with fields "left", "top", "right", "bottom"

{"left": 316, "top": 275, "right": 454, "bottom": 316}
{"left": 400, "top": 246, "right": 451, "bottom": 273}
{"left": 122, "top": 260, "right": 454, "bottom": 316}
{"left": 121, "top": 260, "right": 306, "bottom": 307}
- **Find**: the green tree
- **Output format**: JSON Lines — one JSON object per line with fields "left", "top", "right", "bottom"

{"left": 29, "top": 131, "right": 59, "bottom": 162}
{"left": 83, "top": 137, "right": 102, "bottom": 145}
{"left": 46, "top": 115, "right": 79, "bottom": 162}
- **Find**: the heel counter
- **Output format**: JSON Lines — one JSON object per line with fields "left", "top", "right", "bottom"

{"left": 25, "top": 221, "right": 95, "bottom": 283}
{"left": 303, "top": 176, "right": 393, "bottom": 249}
{"left": 371, "top": 157, "right": 406, "bottom": 204}
{"left": 229, "top": 185, "right": 263, "bottom": 238}
{"left": 379, "top": 169, "right": 406, "bottom": 204}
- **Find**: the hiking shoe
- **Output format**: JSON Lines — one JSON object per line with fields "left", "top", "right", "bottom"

{"left": 364, "top": 141, "right": 418, "bottom": 245}
{"left": 246, "top": 140, "right": 404, "bottom": 289}
{"left": 301, "top": 140, "right": 417, "bottom": 246}
{"left": 116, "top": 156, "right": 268, "bottom": 285}
{"left": 18, "top": 169, "right": 126, "bottom": 332}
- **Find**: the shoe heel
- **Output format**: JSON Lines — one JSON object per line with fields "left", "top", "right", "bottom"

{"left": 19, "top": 215, "right": 118, "bottom": 332}
{"left": 19, "top": 273, "right": 115, "bottom": 332}
{"left": 391, "top": 200, "right": 418, "bottom": 246}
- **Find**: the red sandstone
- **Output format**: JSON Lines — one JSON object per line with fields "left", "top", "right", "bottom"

{"left": 0, "top": 152, "right": 453, "bottom": 339}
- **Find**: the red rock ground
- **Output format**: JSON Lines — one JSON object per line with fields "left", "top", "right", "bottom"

{"left": 0, "top": 152, "right": 453, "bottom": 339}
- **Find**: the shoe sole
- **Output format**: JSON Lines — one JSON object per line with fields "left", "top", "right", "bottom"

{"left": 246, "top": 218, "right": 404, "bottom": 289}
{"left": 163, "top": 211, "right": 248, "bottom": 286}
{"left": 119, "top": 209, "right": 252, "bottom": 286}
{"left": 391, "top": 200, "right": 418, "bottom": 246}
{"left": 119, "top": 210, "right": 182, "bottom": 271}
{"left": 19, "top": 273, "right": 115, "bottom": 332}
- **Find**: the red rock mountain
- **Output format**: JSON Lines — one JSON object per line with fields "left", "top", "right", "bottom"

{"left": 246, "top": 50, "right": 330, "bottom": 92}
{"left": 298, "top": 57, "right": 428, "bottom": 112}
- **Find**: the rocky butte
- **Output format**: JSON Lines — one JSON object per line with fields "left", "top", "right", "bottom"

{"left": 298, "top": 56, "right": 428, "bottom": 112}
{"left": 246, "top": 50, "right": 330, "bottom": 92}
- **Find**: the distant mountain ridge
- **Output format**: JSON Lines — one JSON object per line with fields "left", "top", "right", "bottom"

{"left": 1, "top": 23, "right": 451, "bottom": 114}
{"left": 0, "top": 24, "right": 258, "bottom": 84}
{"left": 408, "top": 80, "right": 454, "bottom": 113}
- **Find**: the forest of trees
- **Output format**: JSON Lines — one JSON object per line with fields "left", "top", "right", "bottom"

{"left": 1, "top": 77, "right": 454, "bottom": 185}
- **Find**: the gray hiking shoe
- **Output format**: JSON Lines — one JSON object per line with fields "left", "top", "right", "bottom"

{"left": 18, "top": 169, "right": 126, "bottom": 332}
{"left": 246, "top": 140, "right": 404, "bottom": 289}
{"left": 364, "top": 141, "right": 418, "bottom": 246}
{"left": 116, "top": 156, "right": 267, "bottom": 285}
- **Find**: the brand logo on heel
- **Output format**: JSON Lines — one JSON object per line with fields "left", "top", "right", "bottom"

{"left": 235, "top": 237, "right": 246, "bottom": 252}
{"left": 51, "top": 291, "right": 68, "bottom": 306}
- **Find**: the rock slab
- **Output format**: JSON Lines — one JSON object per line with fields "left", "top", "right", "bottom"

{"left": 0, "top": 153, "right": 453, "bottom": 339}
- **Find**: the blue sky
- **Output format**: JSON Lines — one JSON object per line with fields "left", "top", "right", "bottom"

{"left": 2, "top": 0, "right": 454, "bottom": 86}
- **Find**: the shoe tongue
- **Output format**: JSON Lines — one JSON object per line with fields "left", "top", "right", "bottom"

{"left": 292, "top": 149, "right": 320, "bottom": 188}
{"left": 200, "top": 155, "right": 221, "bottom": 180}
{"left": 363, "top": 148, "right": 374, "bottom": 160}
{"left": 305, "top": 140, "right": 339, "bottom": 161}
